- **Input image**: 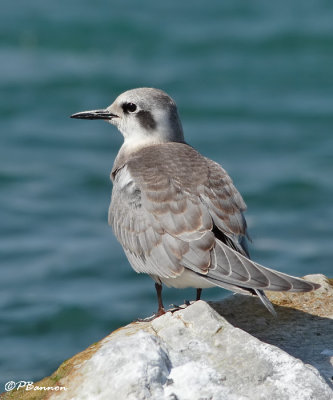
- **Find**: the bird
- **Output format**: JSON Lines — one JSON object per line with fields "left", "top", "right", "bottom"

{"left": 71, "top": 87, "right": 320, "bottom": 318}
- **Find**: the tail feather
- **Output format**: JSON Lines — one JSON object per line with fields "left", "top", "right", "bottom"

{"left": 200, "top": 274, "right": 278, "bottom": 316}
{"left": 255, "top": 289, "right": 277, "bottom": 317}
{"left": 196, "top": 238, "right": 320, "bottom": 315}
{"left": 207, "top": 240, "right": 320, "bottom": 292}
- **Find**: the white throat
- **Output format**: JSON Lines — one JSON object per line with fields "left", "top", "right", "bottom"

{"left": 120, "top": 133, "right": 165, "bottom": 154}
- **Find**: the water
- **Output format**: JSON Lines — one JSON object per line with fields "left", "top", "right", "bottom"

{"left": 1, "top": 0, "right": 332, "bottom": 389}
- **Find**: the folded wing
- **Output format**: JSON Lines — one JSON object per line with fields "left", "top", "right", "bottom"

{"left": 109, "top": 143, "right": 319, "bottom": 295}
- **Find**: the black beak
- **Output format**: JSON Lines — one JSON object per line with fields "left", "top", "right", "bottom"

{"left": 70, "top": 109, "right": 118, "bottom": 120}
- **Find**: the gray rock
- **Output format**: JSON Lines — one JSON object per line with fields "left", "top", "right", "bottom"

{"left": 5, "top": 274, "right": 330, "bottom": 400}
{"left": 211, "top": 274, "right": 333, "bottom": 388}
{"left": 48, "top": 275, "right": 333, "bottom": 400}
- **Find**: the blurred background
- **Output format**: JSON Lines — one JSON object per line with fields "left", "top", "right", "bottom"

{"left": 1, "top": 0, "right": 332, "bottom": 388}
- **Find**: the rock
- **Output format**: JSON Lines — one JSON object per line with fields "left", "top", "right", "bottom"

{"left": 2, "top": 274, "right": 333, "bottom": 400}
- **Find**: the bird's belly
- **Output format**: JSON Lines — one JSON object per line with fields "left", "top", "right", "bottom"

{"left": 158, "top": 268, "right": 216, "bottom": 289}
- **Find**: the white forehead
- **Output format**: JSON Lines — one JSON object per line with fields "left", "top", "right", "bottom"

{"left": 114, "top": 88, "right": 176, "bottom": 111}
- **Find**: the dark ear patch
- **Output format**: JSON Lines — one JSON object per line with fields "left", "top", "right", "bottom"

{"left": 136, "top": 110, "right": 156, "bottom": 131}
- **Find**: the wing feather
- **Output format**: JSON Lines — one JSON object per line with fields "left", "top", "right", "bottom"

{"left": 109, "top": 143, "right": 319, "bottom": 294}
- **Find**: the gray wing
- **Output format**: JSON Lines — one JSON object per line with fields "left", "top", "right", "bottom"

{"left": 109, "top": 164, "right": 188, "bottom": 278}
{"left": 109, "top": 143, "right": 318, "bottom": 293}
{"left": 200, "top": 157, "right": 250, "bottom": 257}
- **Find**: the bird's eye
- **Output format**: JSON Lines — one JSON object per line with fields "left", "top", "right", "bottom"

{"left": 123, "top": 102, "right": 137, "bottom": 113}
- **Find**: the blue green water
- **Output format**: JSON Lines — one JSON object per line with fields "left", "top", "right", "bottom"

{"left": 1, "top": 0, "right": 332, "bottom": 388}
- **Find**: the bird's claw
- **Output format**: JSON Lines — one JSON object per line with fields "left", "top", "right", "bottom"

{"left": 136, "top": 307, "right": 166, "bottom": 322}
{"left": 169, "top": 301, "right": 191, "bottom": 312}
{"left": 136, "top": 300, "right": 193, "bottom": 322}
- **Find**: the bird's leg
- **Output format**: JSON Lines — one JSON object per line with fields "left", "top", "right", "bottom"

{"left": 155, "top": 282, "right": 166, "bottom": 317}
{"left": 136, "top": 283, "right": 166, "bottom": 322}
{"left": 170, "top": 288, "right": 203, "bottom": 311}
{"left": 139, "top": 285, "right": 201, "bottom": 322}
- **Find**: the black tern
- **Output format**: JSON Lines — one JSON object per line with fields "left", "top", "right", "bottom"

{"left": 71, "top": 88, "right": 320, "bottom": 318}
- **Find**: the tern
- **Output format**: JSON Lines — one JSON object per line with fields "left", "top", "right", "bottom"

{"left": 71, "top": 87, "right": 319, "bottom": 318}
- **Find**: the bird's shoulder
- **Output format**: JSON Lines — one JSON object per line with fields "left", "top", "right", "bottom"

{"left": 124, "top": 142, "right": 209, "bottom": 187}
{"left": 112, "top": 142, "right": 232, "bottom": 189}
{"left": 111, "top": 142, "right": 247, "bottom": 216}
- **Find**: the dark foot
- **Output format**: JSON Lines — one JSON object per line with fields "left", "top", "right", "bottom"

{"left": 136, "top": 307, "right": 166, "bottom": 322}
{"left": 169, "top": 303, "right": 183, "bottom": 311}
{"left": 169, "top": 301, "right": 191, "bottom": 312}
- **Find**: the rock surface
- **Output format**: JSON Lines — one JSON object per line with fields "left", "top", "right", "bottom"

{"left": 2, "top": 274, "right": 333, "bottom": 400}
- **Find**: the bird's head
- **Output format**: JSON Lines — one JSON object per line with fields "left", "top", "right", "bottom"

{"left": 71, "top": 88, "right": 184, "bottom": 152}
